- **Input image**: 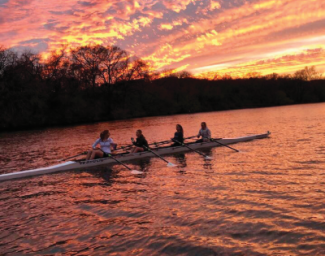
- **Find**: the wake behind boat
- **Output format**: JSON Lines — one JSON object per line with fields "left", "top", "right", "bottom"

{"left": 0, "top": 132, "right": 270, "bottom": 182}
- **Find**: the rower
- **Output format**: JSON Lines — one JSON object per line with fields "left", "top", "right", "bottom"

{"left": 86, "top": 130, "right": 117, "bottom": 160}
{"left": 196, "top": 122, "right": 211, "bottom": 142}
{"left": 171, "top": 124, "right": 184, "bottom": 147}
{"left": 131, "top": 130, "right": 149, "bottom": 153}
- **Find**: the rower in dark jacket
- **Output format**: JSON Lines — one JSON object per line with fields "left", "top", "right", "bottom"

{"left": 131, "top": 130, "right": 149, "bottom": 153}
{"left": 171, "top": 124, "right": 184, "bottom": 146}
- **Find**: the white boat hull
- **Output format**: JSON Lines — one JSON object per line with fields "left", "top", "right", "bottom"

{"left": 0, "top": 132, "right": 270, "bottom": 181}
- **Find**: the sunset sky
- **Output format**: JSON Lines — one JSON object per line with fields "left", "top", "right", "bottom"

{"left": 1, "top": 0, "right": 325, "bottom": 76}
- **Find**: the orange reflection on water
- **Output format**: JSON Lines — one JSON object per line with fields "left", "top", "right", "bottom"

{"left": 0, "top": 103, "right": 325, "bottom": 255}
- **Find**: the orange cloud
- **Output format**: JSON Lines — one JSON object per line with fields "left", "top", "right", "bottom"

{"left": 194, "top": 48, "right": 325, "bottom": 77}
{"left": 210, "top": 1, "right": 221, "bottom": 10}
{"left": 160, "top": 24, "right": 174, "bottom": 30}
{"left": 159, "top": 18, "right": 188, "bottom": 30}
{"left": 196, "top": 30, "right": 221, "bottom": 47}
{"left": 162, "top": 0, "right": 197, "bottom": 13}
{"left": 0, "top": 0, "right": 325, "bottom": 77}
{"left": 138, "top": 0, "right": 325, "bottom": 73}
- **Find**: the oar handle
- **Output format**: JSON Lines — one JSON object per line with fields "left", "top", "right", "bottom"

{"left": 184, "top": 136, "right": 197, "bottom": 140}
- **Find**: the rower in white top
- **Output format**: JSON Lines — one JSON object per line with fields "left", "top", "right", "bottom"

{"left": 196, "top": 122, "right": 211, "bottom": 143}
{"left": 86, "top": 130, "right": 117, "bottom": 160}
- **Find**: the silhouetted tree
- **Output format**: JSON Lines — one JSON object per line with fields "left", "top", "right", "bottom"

{"left": 294, "top": 66, "right": 322, "bottom": 81}
{"left": 124, "top": 59, "right": 150, "bottom": 82}
{"left": 98, "top": 45, "right": 129, "bottom": 85}
{"left": 42, "top": 47, "right": 68, "bottom": 80}
{"left": 0, "top": 44, "right": 325, "bottom": 131}
{"left": 69, "top": 45, "right": 106, "bottom": 88}
{"left": 175, "top": 70, "right": 193, "bottom": 79}
{"left": 244, "top": 72, "right": 262, "bottom": 79}
{"left": 264, "top": 73, "right": 279, "bottom": 80}
{"left": 221, "top": 73, "right": 233, "bottom": 80}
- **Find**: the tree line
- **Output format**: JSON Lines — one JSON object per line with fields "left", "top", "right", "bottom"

{"left": 0, "top": 44, "right": 324, "bottom": 131}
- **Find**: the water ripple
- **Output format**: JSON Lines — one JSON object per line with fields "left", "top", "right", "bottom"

{"left": 1, "top": 103, "right": 325, "bottom": 255}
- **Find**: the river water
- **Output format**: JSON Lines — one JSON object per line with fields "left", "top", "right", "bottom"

{"left": 0, "top": 103, "right": 324, "bottom": 255}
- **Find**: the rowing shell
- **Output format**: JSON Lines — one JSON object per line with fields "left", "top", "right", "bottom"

{"left": 0, "top": 132, "right": 270, "bottom": 182}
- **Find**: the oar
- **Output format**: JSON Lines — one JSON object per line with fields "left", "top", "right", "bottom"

{"left": 149, "top": 136, "right": 196, "bottom": 147}
{"left": 118, "top": 141, "right": 170, "bottom": 151}
{"left": 143, "top": 145, "right": 177, "bottom": 167}
{"left": 184, "top": 135, "right": 198, "bottom": 140}
{"left": 173, "top": 140, "right": 212, "bottom": 159}
{"left": 210, "top": 138, "right": 239, "bottom": 152}
{"left": 151, "top": 136, "right": 197, "bottom": 148}
{"left": 153, "top": 141, "right": 172, "bottom": 148}
{"left": 106, "top": 153, "right": 143, "bottom": 174}
{"left": 58, "top": 151, "right": 87, "bottom": 162}
{"left": 98, "top": 149, "right": 142, "bottom": 174}
{"left": 118, "top": 145, "right": 132, "bottom": 153}
{"left": 117, "top": 136, "right": 197, "bottom": 151}
{"left": 151, "top": 136, "right": 197, "bottom": 147}
{"left": 117, "top": 144, "right": 133, "bottom": 151}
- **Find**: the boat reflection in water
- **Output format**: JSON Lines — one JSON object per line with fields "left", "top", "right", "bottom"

{"left": 173, "top": 153, "right": 187, "bottom": 168}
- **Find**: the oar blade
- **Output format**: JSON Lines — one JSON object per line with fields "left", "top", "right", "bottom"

{"left": 205, "top": 156, "right": 213, "bottom": 160}
{"left": 131, "top": 170, "right": 144, "bottom": 175}
{"left": 167, "top": 162, "right": 177, "bottom": 167}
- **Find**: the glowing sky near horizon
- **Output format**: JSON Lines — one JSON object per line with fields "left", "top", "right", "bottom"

{"left": 1, "top": 0, "right": 325, "bottom": 76}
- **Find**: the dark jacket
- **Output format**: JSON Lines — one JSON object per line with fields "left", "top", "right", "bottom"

{"left": 172, "top": 132, "right": 184, "bottom": 144}
{"left": 133, "top": 136, "right": 149, "bottom": 149}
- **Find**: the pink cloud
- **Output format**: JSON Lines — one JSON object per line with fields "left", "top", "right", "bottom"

{"left": 0, "top": 0, "right": 324, "bottom": 76}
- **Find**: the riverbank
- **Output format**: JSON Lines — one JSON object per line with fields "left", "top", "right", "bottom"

{"left": 1, "top": 76, "right": 325, "bottom": 132}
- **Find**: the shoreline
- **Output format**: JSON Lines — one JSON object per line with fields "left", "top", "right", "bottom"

{"left": 1, "top": 101, "right": 324, "bottom": 134}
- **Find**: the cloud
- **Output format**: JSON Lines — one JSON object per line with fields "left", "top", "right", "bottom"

{"left": 77, "top": 1, "right": 97, "bottom": 7}
{"left": 210, "top": 1, "right": 221, "bottom": 10}
{"left": 196, "top": 30, "right": 221, "bottom": 46}
{"left": 0, "top": 0, "right": 10, "bottom": 6}
{"left": 159, "top": 18, "right": 188, "bottom": 30}
{"left": 194, "top": 48, "right": 325, "bottom": 76}
{"left": 160, "top": 24, "right": 174, "bottom": 30}
{"left": 0, "top": 0, "right": 324, "bottom": 76}
{"left": 161, "top": 0, "right": 196, "bottom": 13}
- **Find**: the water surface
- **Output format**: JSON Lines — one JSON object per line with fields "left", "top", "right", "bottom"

{"left": 0, "top": 103, "right": 325, "bottom": 255}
